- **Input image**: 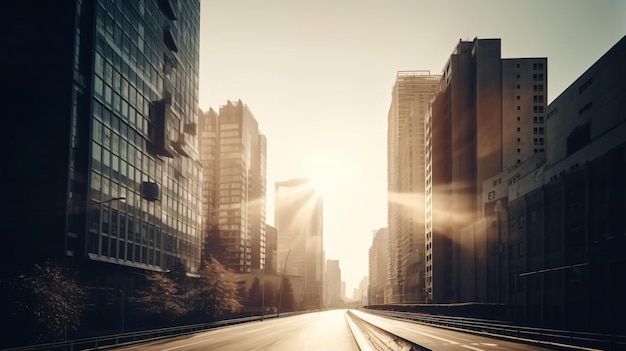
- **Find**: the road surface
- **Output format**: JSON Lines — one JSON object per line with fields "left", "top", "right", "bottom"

{"left": 112, "top": 309, "right": 359, "bottom": 351}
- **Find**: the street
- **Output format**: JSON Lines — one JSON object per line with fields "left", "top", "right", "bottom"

{"left": 112, "top": 309, "right": 359, "bottom": 351}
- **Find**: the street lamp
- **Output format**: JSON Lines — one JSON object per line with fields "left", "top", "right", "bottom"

{"left": 277, "top": 249, "right": 291, "bottom": 318}
{"left": 261, "top": 265, "right": 265, "bottom": 321}
{"left": 96, "top": 197, "right": 126, "bottom": 205}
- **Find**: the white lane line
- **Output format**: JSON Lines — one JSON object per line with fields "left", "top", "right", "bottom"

{"left": 460, "top": 344, "right": 485, "bottom": 351}
{"left": 244, "top": 325, "right": 275, "bottom": 334}
{"left": 408, "top": 330, "right": 459, "bottom": 345}
{"left": 161, "top": 338, "right": 214, "bottom": 351}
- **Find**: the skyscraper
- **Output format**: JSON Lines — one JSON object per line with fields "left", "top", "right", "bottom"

{"left": 274, "top": 178, "right": 323, "bottom": 309}
{"left": 3, "top": 0, "right": 202, "bottom": 305}
{"left": 368, "top": 228, "right": 389, "bottom": 305}
{"left": 424, "top": 38, "right": 546, "bottom": 303}
{"left": 198, "top": 100, "right": 267, "bottom": 272}
{"left": 387, "top": 71, "right": 440, "bottom": 303}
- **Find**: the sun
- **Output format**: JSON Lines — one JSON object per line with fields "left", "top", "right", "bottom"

{"left": 306, "top": 153, "right": 358, "bottom": 200}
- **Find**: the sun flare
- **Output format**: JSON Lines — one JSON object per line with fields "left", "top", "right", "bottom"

{"left": 306, "top": 153, "right": 358, "bottom": 200}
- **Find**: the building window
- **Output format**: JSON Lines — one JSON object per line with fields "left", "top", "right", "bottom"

{"left": 579, "top": 101, "right": 593, "bottom": 115}
{"left": 517, "top": 127, "right": 521, "bottom": 132}
{"left": 533, "top": 73, "right": 544, "bottom": 81}
{"left": 578, "top": 78, "right": 593, "bottom": 94}
{"left": 517, "top": 138, "right": 521, "bottom": 142}
{"left": 517, "top": 106, "right": 521, "bottom": 110}
{"left": 517, "top": 116, "right": 521, "bottom": 121}
{"left": 516, "top": 84, "right": 520, "bottom": 89}
{"left": 517, "top": 95, "right": 520, "bottom": 100}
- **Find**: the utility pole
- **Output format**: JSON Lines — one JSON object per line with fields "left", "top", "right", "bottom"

{"left": 277, "top": 249, "right": 291, "bottom": 318}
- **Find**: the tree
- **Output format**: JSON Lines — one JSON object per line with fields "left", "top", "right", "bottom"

{"left": 278, "top": 277, "right": 296, "bottom": 313}
{"left": 263, "top": 280, "right": 276, "bottom": 311}
{"left": 133, "top": 271, "right": 187, "bottom": 324}
{"left": 191, "top": 255, "right": 242, "bottom": 320}
{"left": 9, "top": 261, "right": 86, "bottom": 344}
{"left": 245, "top": 277, "right": 262, "bottom": 310}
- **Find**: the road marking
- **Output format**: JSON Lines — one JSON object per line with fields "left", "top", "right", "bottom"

{"left": 460, "top": 344, "right": 485, "bottom": 351}
{"left": 244, "top": 325, "right": 274, "bottom": 334}
{"left": 408, "top": 330, "right": 460, "bottom": 345}
{"left": 161, "top": 338, "right": 214, "bottom": 351}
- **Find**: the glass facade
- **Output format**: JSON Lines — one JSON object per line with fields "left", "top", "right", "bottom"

{"left": 83, "top": 0, "right": 202, "bottom": 274}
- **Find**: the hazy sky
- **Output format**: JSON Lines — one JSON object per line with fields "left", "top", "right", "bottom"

{"left": 198, "top": 0, "right": 625, "bottom": 294}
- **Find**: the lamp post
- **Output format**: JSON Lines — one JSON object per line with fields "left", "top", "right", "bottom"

{"left": 277, "top": 249, "right": 291, "bottom": 318}
{"left": 261, "top": 264, "right": 265, "bottom": 321}
{"left": 96, "top": 197, "right": 126, "bottom": 205}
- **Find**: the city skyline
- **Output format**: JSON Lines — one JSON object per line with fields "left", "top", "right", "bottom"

{"left": 198, "top": 0, "right": 625, "bottom": 292}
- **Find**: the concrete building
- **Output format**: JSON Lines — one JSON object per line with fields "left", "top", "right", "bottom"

{"left": 275, "top": 178, "right": 324, "bottom": 310}
{"left": 387, "top": 71, "right": 440, "bottom": 303}
{"left": 265, "top": 225, "right": 278, "bottom": 275}
{"left": 368, "top": 228, "right": 389, "bottom": 305}
{"left": 480, "top": 35, "right": 626, "bottom": 332}
{"left": 2, "top": 0, "right": 202, "bottom": 330}
{"left": 425, "top": 38, "right": 546, "bottom": 303}
{"left": 324, "top": 259, "right": 341, "bottom": 308}
{"left": 198, "top": 100, "right": 267, "bottom": 272}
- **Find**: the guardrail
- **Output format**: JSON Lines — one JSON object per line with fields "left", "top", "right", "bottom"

{"left": 346, "top": 310, "right": 431, "bottom": 351}
{"left": 1, "top": 313, "right": 300, "bottom": 351}
{"left": 361, "top": 308, "right": 626, "bottom": 351}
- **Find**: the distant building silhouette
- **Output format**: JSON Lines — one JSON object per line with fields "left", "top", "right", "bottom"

{"left": 198, "top": 101, "right": 267, "bottom": 272}
{"left": 274, "top": 178, "right": 324, "bottom": 310}
{"left": 368, "top": 228, "right": 389, "bottom": 305}
{"left": 324, "top": 259, "right": 341, "bottom": 308}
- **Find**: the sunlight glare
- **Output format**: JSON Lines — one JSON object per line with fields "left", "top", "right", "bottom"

{"left": 306, "top": 153, "right": 358, "bottom": 200}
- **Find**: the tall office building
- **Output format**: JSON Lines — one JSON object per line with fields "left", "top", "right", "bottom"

{"left": 198, "top": 100, "right": 267, "bottom": 272}
{"left": 368, "top": 228, "right": 389, "bottom": 305}
{"left": 387, "top": 71, "right": 440, "bottom": 302}
{"left": 275, "top": 178, "right": 324, "bottom": 309}
{"left": 424, "top": 38, "right": 546, "bottom": 303}
{"left": 2, "top": 0, "right": 202, "bottom": 305}
{"left": 324, "top": 259, "right": 341, "bottom": 308}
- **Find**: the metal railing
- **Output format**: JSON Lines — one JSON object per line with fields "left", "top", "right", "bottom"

{"left": 2, "top": 313, "right": 293, "bottom": 351}
{"left": 360, "top": 308, "right": 626, "bottom": 351}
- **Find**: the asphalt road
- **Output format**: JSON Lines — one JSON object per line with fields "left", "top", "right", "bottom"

{"left": 112, "top": 309, "right": 359, "bottom": 351}
{"left": 351, "top": 309, "right": 557, "bottom": 351}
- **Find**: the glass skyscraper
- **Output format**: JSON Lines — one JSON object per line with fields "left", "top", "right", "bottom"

{"left": 3, "top": 0, "right": 202, "bottom": 307}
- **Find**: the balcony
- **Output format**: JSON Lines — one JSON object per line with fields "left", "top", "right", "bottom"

{"left": 172, "top": 132, "right": 195, "bottom": 159}
{"left": 147, "top": 100, "right": 175, "bottom": 158}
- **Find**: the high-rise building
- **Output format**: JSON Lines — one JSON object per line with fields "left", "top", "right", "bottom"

{"left": 425, "top": 38, "right": 546, "bottom": 303}
{"left": 387, "top": 71, "right": 440, "bottom": 303}
{"left": 198, "top": 100, "right": 267, "bottom": 272}
{"left": 274, "top": 178, "right": 323, "bottom": 309}
{"left": 502, "top": 59, "right": 548, "bottom": 171}
{"left": 368, "top": 228, "right": 389, "bottom": 305}
{"left": 2, "top": 0, "right": 202, "bottom": 305}
{"left": 324, "top": 259, "right": 341, "bottom": 308}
